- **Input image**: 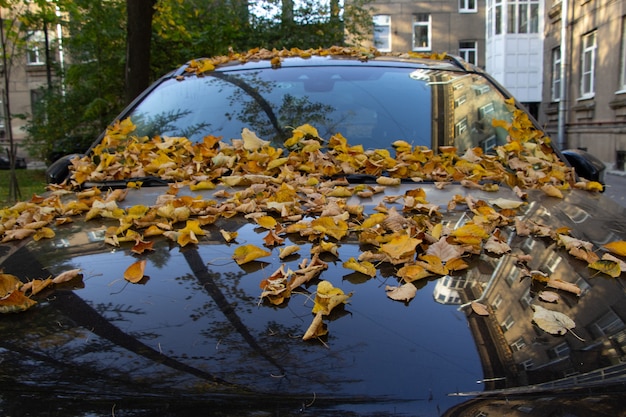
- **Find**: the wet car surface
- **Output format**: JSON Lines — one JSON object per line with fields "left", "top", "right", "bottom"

{"left": 1, "top": 48, "right": 625, "bottom": 416}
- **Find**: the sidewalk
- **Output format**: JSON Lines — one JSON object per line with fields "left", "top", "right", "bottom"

{"left": 604, "top": 169, "right": 626, "bottom": 208}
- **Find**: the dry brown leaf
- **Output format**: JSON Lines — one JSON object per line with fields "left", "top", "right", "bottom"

{"left": 385, "top": 283, "right": 417, "bottom": 302}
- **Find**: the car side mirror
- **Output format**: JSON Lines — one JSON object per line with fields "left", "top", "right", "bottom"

{"left": 46, "top": 154, "right": 84, "bottom": 184}
{"left": 562, "top": 148, "right": 606, "bottom": 187}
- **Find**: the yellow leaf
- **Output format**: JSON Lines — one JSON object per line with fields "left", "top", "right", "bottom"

{"left": 279, "top": 245, "right": 300, "bottom": 259}
{"left": 450, "top": 223, "right": 489, "bottom": 246}
{"left": 302, "top": 312, "right": 327, "bottom": 341}
{"left": 603, "top": 241, "right": 626, "bottom": 257}
{"left": 241, "top": 128, "right": 269, "bottom": 151}
{"left": 380, "top": 234, "right": 420, "bottom": 261}
{"left": 541, "top": 184, "right": 563, "bottom": 198}
{"left": 396, "top": 264, "right": 431, "bottom": 282}
{"left": 0, "top": 290, "right": 37, "bottom": 313}
{"left": 124, "top": 260, "right": 147, "bottom": 283}
{"left": 343, "top": 257, "right": 377, "bottom": 277}
{"left": 588, "top": 259, "right": 621, "bottom": 278}
{"left": 233, "top": 244, "right": 271, "bottom": 265}
{"left": 220, "top": 229, "right": 238, "bottom": 243}
{"left": 417, "top": 254, "right": 448, "bottom": 275}
{"left": 311, "top": 217, "right": 348, "bottom": 240}
{"left": 312, "top": 280, "right": 352, "bottom": 315}
{"left": 256, "top": 215, "right": 277, "bottom": 229}
{"left": 33, "top": 227, "right": 55, "bottom": 241}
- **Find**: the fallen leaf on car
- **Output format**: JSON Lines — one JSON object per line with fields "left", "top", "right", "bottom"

{"left": 588, "top": 259, "right": 621, "bottom": 278}
{"left": 343, "top": 257, "right": 377, "bottom": 277}
{"left": 470, "top": 301, "right": 490, "bottom": 316}
{"left": 124, "top": 260, "right": 147, "bottom": 283}
{"left": 233, "top": 244, "right": 272, "bottom": 265}
{"left": 603, "top": 240, "right": 626, "bottom": 257}
{"left": 385, "top": 283, "right": 417, "bottom": 302}
{"left": 532, "top": 305, "right": 577, "bottom": 336}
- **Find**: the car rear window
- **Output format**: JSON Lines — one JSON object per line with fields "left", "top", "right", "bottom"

{"left": 128, "top": 64, "right": 514, "bottom": 152}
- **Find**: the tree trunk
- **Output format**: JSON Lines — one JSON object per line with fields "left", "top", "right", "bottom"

{"left": 125, "top": 0, "right": 156, "bottom": 104}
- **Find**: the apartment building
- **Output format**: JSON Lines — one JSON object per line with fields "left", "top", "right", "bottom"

{"left": 367, "top": 0, "right": 486, "bottom": 67}
{"left": 366, "top": 0, "right": 626, "bottom": 167}
{"left": 541, "top": 0, "right": 626, "bottom": 168}
{"left": 1, "top": 8, "right": 61, "bottom": 163}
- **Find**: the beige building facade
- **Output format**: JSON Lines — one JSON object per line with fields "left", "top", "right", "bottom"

{"left": 540, "top": 0, "right": 626, "bottom": 168}
{"left": 366, "top": 0, "right": 486, "bottom": 68}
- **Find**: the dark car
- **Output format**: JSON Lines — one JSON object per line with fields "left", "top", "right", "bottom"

{"left": 1, "top": 48, "right": 625, "bottom": 416}
{"left": 0, "top": 150, "right": 27, "bottom": 169}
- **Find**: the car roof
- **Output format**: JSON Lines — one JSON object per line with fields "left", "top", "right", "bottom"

{"left": 173, "top": 48, "right": 476, "bottom": 78}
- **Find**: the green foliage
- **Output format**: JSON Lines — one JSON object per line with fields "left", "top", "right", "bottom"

{"left": 23, "top": 0, "right": 127, "bottom": 163}
{"left": 23, "top": 0, "right": 374, "bottom": 163}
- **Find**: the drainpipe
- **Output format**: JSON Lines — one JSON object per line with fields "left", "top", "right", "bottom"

{"left": 557, "top": 0, "right": 569, "bottom": 150}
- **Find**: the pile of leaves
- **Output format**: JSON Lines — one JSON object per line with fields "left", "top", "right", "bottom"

{"left": 0, "top": 48, "right": 622, "bottom": 343}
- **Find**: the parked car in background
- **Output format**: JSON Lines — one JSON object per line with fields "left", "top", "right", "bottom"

{"left": 1, "top": 47, "right": 624, "bottom": 416}
{"left": 0, "top": 148, "right": 26, "bottom": 169}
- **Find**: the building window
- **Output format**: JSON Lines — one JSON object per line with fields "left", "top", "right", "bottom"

{"left": 619, "top": 18, "right": 626, "bottom": 90}
{"left": 506, "top": 0, "right": 539, "bottom": 34}
{"left": 459, "top": 0, "right": 477, "bottom": 13}
{"left": 589, "top": 310, "right": 625, "bottom": 338}
{"left": 459, "top": 41, "right": 477, "bottom": 65}
{"left": 26, "top": 30, "right": 46, "bottom": 65}
{"left": 501, "top": 314, "right": 515, "bottom": 332}
{"left": 495, "top": 0, "right": 503, "bottom": 34}
{"left": 511, "top": 336, "right": 526, "bottom": 352}
{"left": 373, "top": 15, "right": 391, "bottom": 52}
{"left": 412, "top": 14, "right": 431, "bottom": 51}
{"left": 548, "top": 342, "right": 570, "bottom": 359}
{"left": 580, "top": 31, "right": 597, "bottom": 98}
{"left": 551, "top": 47, "right": 562, "bottom": 101}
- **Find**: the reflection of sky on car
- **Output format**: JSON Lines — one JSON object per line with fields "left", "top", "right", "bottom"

{"left": 55, "top": 220, "right": 483, "bottom": 413}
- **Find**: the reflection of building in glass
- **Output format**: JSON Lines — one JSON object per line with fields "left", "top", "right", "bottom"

{"left": 456, "top": 194, "right": 626, "bottom": 393}
{"left": 429, "top": 72, "right": 511, "bottom": 153}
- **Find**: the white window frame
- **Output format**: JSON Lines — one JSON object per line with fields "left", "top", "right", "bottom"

{"left": 504, "top": 0, "right": 540, "bottom": 34}
{"left": 459, "top": 40, "right": 477, "bottom": 65}
{"left": 580, "top": 30, "right": 597, "bottom": 99}
{"left": 459, "top": 0, "right": 477, "bottom": 13}
{"left": 412, "top": 14, "right": 432, "bottom": 51}
{"left": 373, "top": 15, "right": 392, "bottom": 52}
{"left": 551, "top": 47, "right": 562, "bottom": 101}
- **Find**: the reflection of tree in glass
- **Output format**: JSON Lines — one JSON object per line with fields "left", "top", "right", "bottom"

{"left": 236, "top": 94, "right": 335, "bottom": 144}
{"left": 132, "top": 110, "right": 211, "bottom": 141}
{"left": 218, "top": 72, "right": 337, "bottom": 145}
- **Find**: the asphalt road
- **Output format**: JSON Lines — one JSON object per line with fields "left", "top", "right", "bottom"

{"left": 604, "top": 171, "right": 626, "bottom": 208}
